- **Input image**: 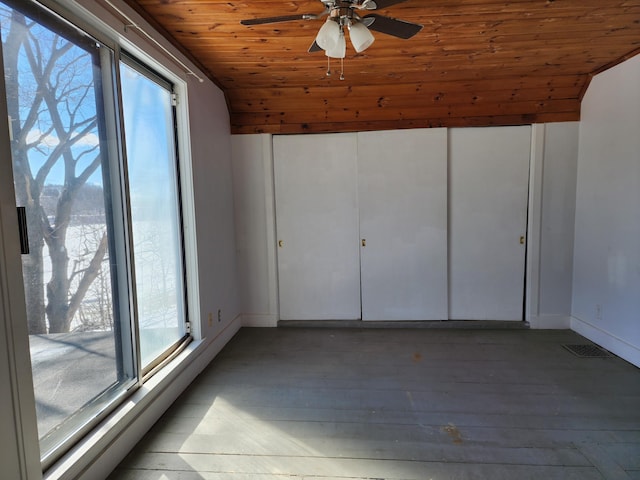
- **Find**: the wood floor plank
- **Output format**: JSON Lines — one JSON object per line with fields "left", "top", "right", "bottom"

{"left": 172, "top": 384, "right": 640, "bottom": 420}
{"left": 196, "top": 364, "right": 640, "bottom": 393}
{"left": 577, "top": 443, "right": 633, "bottom": 480}
{"left": 135, "top": 431, "right": 596, "bottom": 466}
{"left": 150, "top": 416, "right": 640, "bottom": 448}
{"left": 115, "top": 451, "right": 605, "bottom": 480}
{"left": 159, "top": 405, "right": 640, "bottom": 437}
{"left": 109, "top": 328, "right": 640, "bottom": 480}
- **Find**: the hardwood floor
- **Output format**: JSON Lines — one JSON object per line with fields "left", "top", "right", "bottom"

{"left": 109, "top": 327, "right": 640, "bottom": 480}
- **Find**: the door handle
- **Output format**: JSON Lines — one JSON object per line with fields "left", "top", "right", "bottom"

{"left": 361, "top": 239, "right": 366, "bottom": 247}
{"left": 278, "top": 240, "right": 284, "bottom": 248}
{"left": 520, "top": 235, "right": 525, "bottom": 245}
{"left": 17, "top": 207, "right": 29, "bottom": 254}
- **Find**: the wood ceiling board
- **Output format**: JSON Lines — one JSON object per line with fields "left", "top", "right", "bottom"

{"left": 231, "top": 97, "right": 580, "bottom": 124}
{"left": 228, "top": 88, "right": 581, "bottom": 114}
{"left": 125, "top": 0, "right": 640, "bottom": 134}
{"left": 225, "top": 75, "right": 585, "bottom": 99}
{"left": 231, "top": 111, "right": 581, "bottom": 135}
{"left": 156, "top": 15, "right": 640, "bottom": 38}
{"left": 213, "top": 74, "right": 589, "bottom": 92}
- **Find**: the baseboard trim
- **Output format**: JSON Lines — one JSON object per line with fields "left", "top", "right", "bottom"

{"left": 278, "top": 319, "right": 530, "bottom": 329}
{"left": 570, "top": 315, "right": 640, "bottom": 368}
{"left": 46, "top": 315, "right": 242, "bottom": 480}
{"left": 528, "top": 314, "right": 571, "bottom": 329}
{"left": 242, "top": 313, "right": 278, "bottom": 327}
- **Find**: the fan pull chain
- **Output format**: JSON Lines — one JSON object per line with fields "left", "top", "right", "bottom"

{"left": 325, "top": 56, "right": 345, "bottom": 80}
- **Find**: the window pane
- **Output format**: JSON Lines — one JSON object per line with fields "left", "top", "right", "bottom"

{"left": 0, "top": 1, "right": 133, "bottom": 460}
{"left": 120, "top": 60, "right": 186, "bottom": 368}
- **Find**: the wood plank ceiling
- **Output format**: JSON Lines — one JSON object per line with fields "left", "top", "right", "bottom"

{"left": 125, "top": 0, "right": 640, "bottom": 134}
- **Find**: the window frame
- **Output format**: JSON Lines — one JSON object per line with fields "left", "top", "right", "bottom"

{"left": 117, "top": 51, "right": 192, "bottom": 378}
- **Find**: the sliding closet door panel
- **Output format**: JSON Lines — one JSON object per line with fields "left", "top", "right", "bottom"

{"left": 274, "top": 133, "right": 361, "bottom": 320}
{"left": 449, "top": 126, "right": 531, "bottom": 321}
{"left": 358, "top": 129, "right": 448, "bottom": 321}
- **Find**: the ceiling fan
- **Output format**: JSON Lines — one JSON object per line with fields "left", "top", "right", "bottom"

{"left": 241, "top": 0, "right": 423, "bottom": 76}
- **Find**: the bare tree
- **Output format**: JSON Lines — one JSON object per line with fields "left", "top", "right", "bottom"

{"left": 3, "top": 8, "right": 109, "bottom": 334}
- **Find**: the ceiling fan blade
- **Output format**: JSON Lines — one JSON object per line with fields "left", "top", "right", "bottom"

{"left": 364, "top": 0, "right": 410, "bottom": 10}
{"left": 241, "top": 14, "right": 316, "bottom": 26}
{"left": 363, "top": 14, "right": 423, "bottom": 39}
{"left": 308, "top": 40, "right": 323, "bottom": 53}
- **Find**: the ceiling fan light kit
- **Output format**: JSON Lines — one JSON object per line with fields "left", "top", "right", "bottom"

{"left": 241, "top": 0, "right": 422, "bottom": 79}
{"left": 325, "top": 30, "right": 347, "bottom": 58}
{"left": 316, "top": 18, "right": 340, "bottom": 51}
{"left": 349, "top": 21, "right": 375, "bottom": 53}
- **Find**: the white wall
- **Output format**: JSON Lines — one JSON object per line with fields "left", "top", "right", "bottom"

{"left": 187, "top": 75, "right": 240, "bottom": 337}
{"left": 572, "top": 55, "right": 640, "bottom": 367}
{"left": 535, "top": 122, "right": 579, "bottom": 326}
{"left": 231, "top": 134, "right": 279, "bottom": 327}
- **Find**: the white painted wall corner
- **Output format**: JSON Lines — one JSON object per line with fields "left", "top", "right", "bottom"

{"left": 528, "top": 314, "right": 571, "bottom": 329}
{"left": 570, "top": 315, "right": 640, "bottom": 368}
{"left": 241, "top": 313, "right": 278, "bottom": 328}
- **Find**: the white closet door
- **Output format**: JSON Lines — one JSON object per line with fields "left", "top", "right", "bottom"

{"left": 358, "top": 129, "right": 448, "bottom": 321}
{"left": 448, "top": 126, "right": 531, "bottom": 321}
{"left": 274, "top": 133, "right": 361, "bottom": 320}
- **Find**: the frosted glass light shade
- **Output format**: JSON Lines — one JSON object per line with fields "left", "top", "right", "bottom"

{"left": 316, "top": 19, "right": 339, "bottom": 51}
{"left": 325, "top": 32, "right": 346, "bottom": 58}
{"left": 349, "top": 22, "right": 375, "bottom": 53}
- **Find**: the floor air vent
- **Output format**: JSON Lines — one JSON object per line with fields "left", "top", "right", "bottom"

{"left": 562, "top": 344, "right": 614, "bottom": 358}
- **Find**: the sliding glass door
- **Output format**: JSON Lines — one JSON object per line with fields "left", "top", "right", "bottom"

{"left": 1, "top": 1, "right": 134, "bottom": 462}
{"left": 120, "top": 56, "right": 188, "bottom": 371}
{"left": 0, "top": 0, "right": 190, "bottom": 467}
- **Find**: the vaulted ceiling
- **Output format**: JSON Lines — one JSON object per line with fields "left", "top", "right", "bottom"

{"left": 126, "top": 0, "right": 639, "bottom": 134}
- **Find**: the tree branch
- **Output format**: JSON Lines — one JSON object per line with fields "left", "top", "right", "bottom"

{"left": 76, "top": 152, "right": 102, "bottom": 185}
{"left": 66, "top": 233, "right": 108, "bottom": 323}
{"left": 34, "top": 118, "right": 97, "bottom": 189}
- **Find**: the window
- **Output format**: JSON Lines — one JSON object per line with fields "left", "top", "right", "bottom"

{"left": 0, "top": 0, "right": 190, "bottom": 468}
{"left": 120, "top": 56, "right": 188, "bottom": 371}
